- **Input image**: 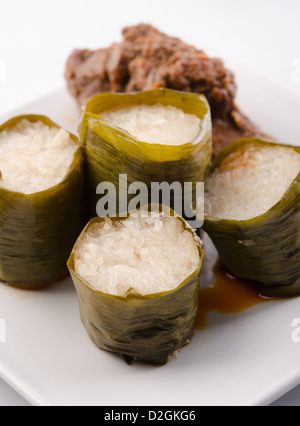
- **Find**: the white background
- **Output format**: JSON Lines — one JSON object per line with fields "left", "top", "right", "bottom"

{"left": 0, "top": 0, "right": 300, "bottom": 406}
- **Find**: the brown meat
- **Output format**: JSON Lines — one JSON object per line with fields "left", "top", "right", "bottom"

{"left": 212, "top": 105, "right": 273, "bottom": 155}
{"left": 65, "top": 23, "right": 272, "bottom": 154}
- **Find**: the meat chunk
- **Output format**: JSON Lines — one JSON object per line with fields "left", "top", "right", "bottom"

{"left": 65, "top": 48, "right": 111, "bottom": 105}
{"left": 65, "top": 23, "right": 272, "bottom": 154}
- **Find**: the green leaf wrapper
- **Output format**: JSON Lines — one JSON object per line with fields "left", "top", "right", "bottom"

{"left": 79, "top": 88, "right": 212, "bottom": 219}
{"left": 67, "top": 208, "right": 204, "bottom": 364}
{"left": 0, "top": 115, "right": 85, "bottom": 289}
{"left": 203, "top": 138, "right": 300, "bottom": 297}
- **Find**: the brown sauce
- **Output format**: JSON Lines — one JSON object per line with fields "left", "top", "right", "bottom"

{"left": 194, "top": 261, "right": 271, "bottom": 330}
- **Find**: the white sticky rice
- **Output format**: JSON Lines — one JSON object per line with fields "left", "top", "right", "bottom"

{"left": 0, "top": 119, "right": 77, "bottom": 194}
{"left": 74, "top": 211, "right": 201, "bottom": 296}
{"left": 102, "top": 104, "right": 201, "bottom": 145}
{"left": 205, "top": 143, "right": 300, "bottom": 221}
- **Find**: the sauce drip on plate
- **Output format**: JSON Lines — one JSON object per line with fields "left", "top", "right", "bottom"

{"left": 194, "top": 261, "right": 271, "bottom": 330}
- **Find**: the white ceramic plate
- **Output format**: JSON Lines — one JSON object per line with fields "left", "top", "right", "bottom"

{"left": 0, "top": 69, "right": 300, "bottom": 406}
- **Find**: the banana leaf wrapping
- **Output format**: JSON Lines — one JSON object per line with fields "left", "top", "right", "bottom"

{"left": 79, "top": 88, "right": 212, "bottom": 221}
{"left": 0, "top": 115, "right": 85, "bottom": 289}
{"left": 203, "top": 138, "right": 300, "bottom": 297}
{"left": 67, "top": 208, "right": 204, "bottom": 364}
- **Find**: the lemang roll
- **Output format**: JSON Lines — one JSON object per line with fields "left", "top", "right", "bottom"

{"left": 0, "top": 115, "right": 85, "bottom": 289}
{"left": 67, "top": 206, "right": 204, "bottom": 364}
{"left": 79, "top": 88, "right": 212, "bottom": 222}
{"left": 203, "top": 137, "right": 300, "bottom": 297}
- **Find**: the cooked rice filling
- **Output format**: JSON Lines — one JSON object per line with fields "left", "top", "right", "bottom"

{"left": 0, "top": 119, "right": 77, "bottom": 194}
{"left": 102, "top": 104, "right": 201, "bottom": 146}
{"left": 74, "top": 212, "right": 201, "bottom": 296}
{"left": 205, "top": 144, "right": 300, "bottom": 220}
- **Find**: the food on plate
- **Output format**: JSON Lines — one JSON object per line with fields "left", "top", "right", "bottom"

{"left": 65, "top": 23, "right": 272, "bottom": 155}
{"left": 0, "top": 115, "right": 85, "bottom": 289}
{"left": 203, "top": 138, "right": 300, "bottom": 297}
{"left": 67, "top": 208, "right": 203, "bottom": 364}
{"left": 79, "top": 88, "right": 212, "bottom": 218}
